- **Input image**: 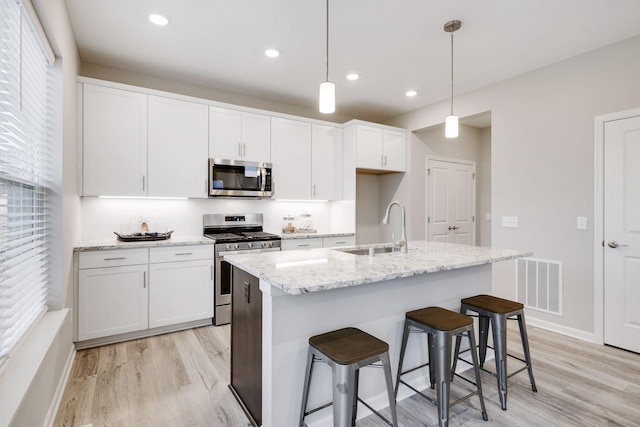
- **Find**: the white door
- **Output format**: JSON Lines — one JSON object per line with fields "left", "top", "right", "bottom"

{"left": 604, "top": 116, "right": 640, "bottom": 353}
{"left": 355, "top": 125, "right": 383, "bottom": 170}
{"left": 426, "top": 157, "right": 476, "bottom": 245}
{"left": 382, "top": 129, "right": 407, "bottom": 172}
{"left": 312, "top": 124, "right": 342, "bottom": 200}
{"left": 209, "top": 106, "right": 243, "bottom": 160}
{"left": 271, "top": 117, "right": 312, "bottom": 199}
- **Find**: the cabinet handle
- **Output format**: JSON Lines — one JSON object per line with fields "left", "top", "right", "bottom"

{"left": 334, "top": 241, "right": 346, "bottom": 244}
{"left": 243, "top": 143, "right": 246, "bottom": 157}
{"left": 244, "top": 281, "right": 251, "bottom": 304}
{"left": 103, "top": 257, "right": 126, "bottom": 261}
{"left": 384, "top": 155, "right": 388, "bottom": 166}
{"left": 313, "top": 184, "right": 316, "bottom": 196}
{"left": 174, "top": 252, "right": 193, "bottom": 256}
{"left": 143, "top": 271, "right": 146, "bottom": 288}
{"left": 381, "top": 155, "right": 384, "bottom": 166}
{"left": 142, "top": 175, "right": 146, "bottom": 191}
{"left": 298, "top": 244, "right": 310, "bottom": 247}
{"left": 238, "top": 142, "right": 242, "bottom": 156}
{"left": 211, "top": 265, "right": 214, "bottom": 280}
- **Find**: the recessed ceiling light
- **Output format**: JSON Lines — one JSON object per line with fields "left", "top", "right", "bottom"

{"left": 149, "top": 14, "right": 169, "bottom": 26}
{"left": 346, "top": 73, "right": 359, "bottom": 81}
{"left": 265, "top": 49, "right": 280, "bottom": 58}
{"left": 405, "top": 90, "right": 418, "bottom": 97}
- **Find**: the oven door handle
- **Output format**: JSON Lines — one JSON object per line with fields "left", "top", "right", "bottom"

{"left": 260, "top": 167, "right": 267, "bottom": 193}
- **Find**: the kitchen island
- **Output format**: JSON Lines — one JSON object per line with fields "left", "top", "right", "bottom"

{"left": 224, "top": 241, "right": 531, "bottom": 427}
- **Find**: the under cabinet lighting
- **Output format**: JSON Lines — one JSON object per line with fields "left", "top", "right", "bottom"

{"left": 98, "top": 196, "right": 188, "bottom": 200}
{"left": 275, "top": 199, "right": 328, "bottom": 203}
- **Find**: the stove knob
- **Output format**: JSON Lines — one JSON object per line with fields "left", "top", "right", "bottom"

{"left": 225, "top": 244, "right": 231, "bottom": 250}
{"left": 267, "top": 241, "right": 273, "bottom": 248}
{"left": 234, "top": 243, "right": 240, "bottom": 250}
{"left": 248, "top": 242, "right": 253, "bottom": 249}
{"left": 262, "top": 242, "right": 268, "bottom": 248}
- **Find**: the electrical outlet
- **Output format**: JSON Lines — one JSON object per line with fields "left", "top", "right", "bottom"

{"left": 502, "top": 216, "right": 519, "bottom": 228}
{"left": 577, "top": 216, "right": 587, "bottom": 230}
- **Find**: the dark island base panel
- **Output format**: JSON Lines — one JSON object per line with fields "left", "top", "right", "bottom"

{"left": 229, "top": 384, "right": 260, "bottom": 427}
{"left": 230, "top": 266, "right": 262, "bottom": 427}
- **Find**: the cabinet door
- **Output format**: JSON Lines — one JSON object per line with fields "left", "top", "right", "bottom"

{"left": 231, "top": 267, "right": 262, "bottom": 426}
{"left": 148, "top": 96, "right": 209, "bottom": 197}
{"left": 383, "top": 129, "right": 407, "bottom": 172}
{"left": 78, "top": 265, "right": 148, "bottom": 341}
{"left": 355, "top": 125, "right": 383, "bottom": 170}
{"left": 209, "top": 106, "right": 242, "bottom": 160}
{"left": 323, "top": 236, "right": 356, "bottom": 248}
{"left": 312, "top": 124, "right": 342, "bottom": 200}
{"left": 82, "top": 84, "right": 147, "bottom": 196}
{"left": 271, "top": 117, "right": 312, "bottom": 199}
{"left": 241, "top": 112, "right": 271, "bottom": 162}
{"left": 148, "top": 259, "right": 214, "bottom": 328}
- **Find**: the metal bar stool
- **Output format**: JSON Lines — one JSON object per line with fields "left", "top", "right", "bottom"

{"left": 299, "top": 327, "right": 398, "bottom": 427}
{"left": 395, "top": 306, "right": 488, "bottom": 427}
{"left": 452, "top": 294, "right": 537, "bottom": 410}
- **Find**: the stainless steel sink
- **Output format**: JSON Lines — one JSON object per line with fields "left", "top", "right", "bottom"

{"left": 338, "top": 246, "right": 398, "bottom": 256}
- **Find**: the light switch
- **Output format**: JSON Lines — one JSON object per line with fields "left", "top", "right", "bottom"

{"left": 485, "top": 212, "right": 491, "bottom": 221}
{"left": 577, "top": 216, "right": 588, "bottom": 230}
{"left": 502, "top": 216, "right": 518, "bottom": 228}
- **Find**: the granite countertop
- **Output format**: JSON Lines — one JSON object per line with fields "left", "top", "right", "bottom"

{"left": 224, "top": 241, "right": 532, "bottom": 295}
{"left": 74, "top": 236, "right": 214, "bottom": 252}
{"left": 280, "top": 232, "right": 355, "bottom": 240}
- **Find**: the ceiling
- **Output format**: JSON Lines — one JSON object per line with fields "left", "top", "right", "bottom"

{"left": 64, "top": 0, "right": 640, "bottom": 123}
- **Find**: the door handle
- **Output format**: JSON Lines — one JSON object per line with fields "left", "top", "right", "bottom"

{"left": 244, "top": 281, "right": 251, "bottom": 304}
{"left": 448, "top": 225, "right": 460, "bottom": 231}
{"left": 608, "top": 241, "right": 627, "bottom": 248}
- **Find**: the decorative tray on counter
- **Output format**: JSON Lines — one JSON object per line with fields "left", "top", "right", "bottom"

{"left": 114, "top": 230, "right": 174, "bottom": 242}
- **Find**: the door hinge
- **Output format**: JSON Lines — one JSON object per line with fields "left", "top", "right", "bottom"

{"left": 427, "top": 168, "right": 431, "bottom": 176}
{"left": 473, "top": 215, "right": 475, "bottom": 222}
{"left": 472, "top": 173, "right": 476, "bottom": 180}
{"left": 427, "top": 217, "right": 430, "bottom": 223}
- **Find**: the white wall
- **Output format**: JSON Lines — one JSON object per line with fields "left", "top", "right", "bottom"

{"left": 478, "top": 127, "right": 492, "bottom": 247}
{"left": 386, "top": 35, "right": 640, "bottom": 337}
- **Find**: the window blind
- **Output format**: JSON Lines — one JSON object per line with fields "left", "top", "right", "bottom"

{"left": 0, "top": 0, "right": 53, "bottom": 370}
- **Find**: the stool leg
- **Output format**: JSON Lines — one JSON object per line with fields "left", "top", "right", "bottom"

{"left": 517, "top": 312, "right": 538, "bottom": 392}
{"left": 394, "top": 320, "right": 411, "bottom": 397}
{"left": 451, "top": 334, "right": 462, "bottom": 381}
{"left": 299, "top": 349, "right": 315, "bottom": 427}
{"left": 380, "top": 351, "right": 399, "bottom": 427}
{"left": 351, "top": 369, "right": 359, "bottom": 426}
{"left": 428, "top": 332, "right": 436, "bottom": 389}
{"left": 434, "top": 330, "right": 452, "bottom": 427}
{"left": 478, "top": 314, "right": 490, "bottom": 367}
{"left": 491, "top": 314, "right": 509, "bottom": 410}
{"left": 467, "top": 329, "right": 489, "bottom": 421}
{"left": 333, "top": 363, "right": 357, "bottom": 427}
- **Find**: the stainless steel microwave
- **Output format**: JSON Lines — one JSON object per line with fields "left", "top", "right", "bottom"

{"left": 208, "top": 158, "right": 273, "bottom": 198}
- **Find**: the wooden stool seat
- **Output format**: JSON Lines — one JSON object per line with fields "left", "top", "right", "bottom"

{"left": 461, "top": 294, "right": 524, "bottom": 315}
{"left": 309, "top": 327, "right": 389, "bottom": 365}
{"left": 407, "top": 306, "right": 473, "bottom": 331}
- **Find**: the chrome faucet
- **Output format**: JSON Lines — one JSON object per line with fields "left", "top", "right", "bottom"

{"left": 382, "top": 201, "right": 408, "bottom": 253}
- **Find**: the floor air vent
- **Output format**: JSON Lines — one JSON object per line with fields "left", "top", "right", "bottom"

{"left": 515, "top": 257, "right": 563, "bottom": 315}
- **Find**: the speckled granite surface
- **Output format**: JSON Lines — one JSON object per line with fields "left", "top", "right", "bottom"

{"left": 280, "top": 232, "right": 355, "bottom": 240}
{"left": 74, "top": 236, "right": 214, "bottom": 251}
{"left": 224, "top": 241, "right": 532, "bottom": 295}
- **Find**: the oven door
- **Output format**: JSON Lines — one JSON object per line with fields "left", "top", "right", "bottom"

{"left": 209, "top": 158, "right": 272, "bottom": 198}
{"left": 215, "top": 247, "right": 280, "bottom": 325}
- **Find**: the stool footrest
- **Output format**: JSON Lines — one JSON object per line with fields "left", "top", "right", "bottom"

{"left": 356, "top": 397, "right": 394, "bottom": 427}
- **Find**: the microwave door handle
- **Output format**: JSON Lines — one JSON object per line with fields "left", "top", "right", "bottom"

{"left": 260, "top": 167, "right": 266, "bottom": 192}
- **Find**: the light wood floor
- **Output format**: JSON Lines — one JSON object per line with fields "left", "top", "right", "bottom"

{"left": 54, "top": 323, "right": 640, "bottom": 427}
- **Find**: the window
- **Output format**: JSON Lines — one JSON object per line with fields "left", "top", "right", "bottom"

{"left": 0, "top": 0, "right": 54, "bottom": 370}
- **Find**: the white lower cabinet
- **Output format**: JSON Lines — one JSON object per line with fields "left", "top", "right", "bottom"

{"left": 281, "top": 235, "right": 355, "bottom": 250}
{"left": 78, "top": 250, "right": 149, "bottom": 341}
{"left": 76, "top": 244, "right": 214, "bottom": 346}
{"left": 149, "top": 253, "right": 214, "bottom": 328}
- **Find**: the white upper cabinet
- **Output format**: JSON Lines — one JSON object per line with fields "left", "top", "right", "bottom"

{"left": 148, "top": 96, "right": 209, "bottom": 197}
{"left": 209, "top": 106, "right": 271, "bottom": 162}
{"left": 311, "top": 124, "right": 343, "bottom": 200}
{"left": 350, "top": 123, "right": 407, "bottom": 173}
{"left": 271, "top": 117, "right": 312, "bottom": 199}
{"left": 82, "top": 84, "right": 147, "bottom": 196}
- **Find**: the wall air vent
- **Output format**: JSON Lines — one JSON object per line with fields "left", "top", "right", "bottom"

{"left": 515, "top": 257, "right": 563, "bottom": 316}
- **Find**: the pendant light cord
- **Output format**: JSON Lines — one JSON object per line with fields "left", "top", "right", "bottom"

{"left": 450, "top": 31, "right": 454, "bottom": 116}
{"left": 326, "top": 0, "right": 329, "bottom": 82}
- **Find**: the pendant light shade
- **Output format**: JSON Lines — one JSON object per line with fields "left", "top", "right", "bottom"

{"left": 444, "top": 20, "right": 461, "bottom": 139}
{"left": 445, "top": 115, "right": 459, "bottom": 138}
{"left": 319, "top": 0, "right": 335, "bottom": 113}
{"left": 319, "top": 81, "right": 335, "bottom": 113}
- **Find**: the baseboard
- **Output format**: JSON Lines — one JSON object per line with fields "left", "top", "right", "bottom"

{"left": 525, "top": 316, "right": 595, "bottom": 343}
{"left": 44, "top": 344, "right": 76, "bottom": 427}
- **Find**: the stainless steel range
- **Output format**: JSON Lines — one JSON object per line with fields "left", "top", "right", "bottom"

{"left": 203, "top": 213, "right": 281, "bottom": 325}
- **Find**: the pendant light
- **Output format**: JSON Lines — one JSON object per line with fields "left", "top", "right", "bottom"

{"left": 319, "top": 0, "right": 335, "bottom": 113}
{"left": 444, "top": 20, "right": 461, "bottom": 138}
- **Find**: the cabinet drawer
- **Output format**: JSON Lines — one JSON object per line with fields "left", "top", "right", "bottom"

{"left": 323, "top": 236, "right": 356, "bottom": 248}
{"left": 79, "top": 248, "right": 149, "bottom": 269}
{"left": 149, "top": 244, "right": 214, "bottom": 263}
{"left": 281, "top": 238, "right": 323, "bottom": 251}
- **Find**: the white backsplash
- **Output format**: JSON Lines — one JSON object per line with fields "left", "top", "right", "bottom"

{"left": 80, "top": 197, "right": 355, "bottom": 242}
